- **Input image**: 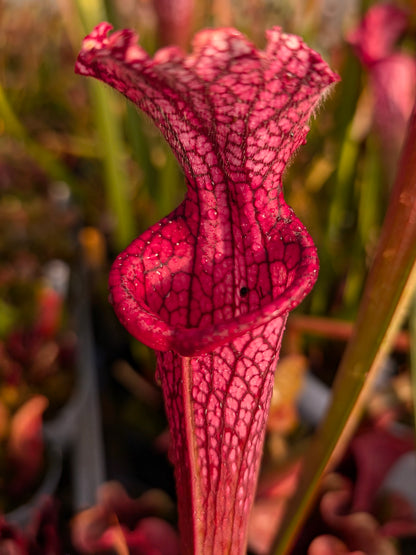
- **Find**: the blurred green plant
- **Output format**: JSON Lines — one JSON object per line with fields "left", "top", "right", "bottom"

{"left": 73, "top": 0, "right": 136, "bottom": 251}
{"left": 0, "top": 84, "right": 74, "bottom": 186}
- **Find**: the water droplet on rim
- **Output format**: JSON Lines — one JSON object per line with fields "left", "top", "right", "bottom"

{"left": 207, "top": 209, "right": 218, "bottom": 220}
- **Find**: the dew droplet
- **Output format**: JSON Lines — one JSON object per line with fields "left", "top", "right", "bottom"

{"left": 207, "top": 209, "right": 218, "bottom": 220}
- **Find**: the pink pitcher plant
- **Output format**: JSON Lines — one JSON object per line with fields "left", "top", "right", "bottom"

{"left": 348, "top": 3, "right": 416, "bottom": 175}
{"left": 76, "top": 23, "right": 338, "bottom": 553}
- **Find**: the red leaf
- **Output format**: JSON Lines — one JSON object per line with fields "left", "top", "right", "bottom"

{"left": 7, "top": 395, "right": 48, "bottom": 496}
{"left": 349, "top": 425, "right": 414, "bottom": 513}
{"left": 347, "top": 3, "right": 408, "bottom": 65}
{"left": 71, "top": 482, "right": 179, "bottom": 555}
{"left": 153, "top": 0, "right": 195, "bottom": 48}
{"left": 348, "top": 4, "right": 416, "bottom": 170}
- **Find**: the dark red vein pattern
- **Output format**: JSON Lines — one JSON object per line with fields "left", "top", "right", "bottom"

{"left": 76, "top": 23, "right": 338, "bottom": 554}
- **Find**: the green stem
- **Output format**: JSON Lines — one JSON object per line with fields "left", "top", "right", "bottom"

{"left": 326, "top": 123, "right": 359, "bottom": 244}
{"left": 310, "top": 121, "right": 360, "bottom": 316}
{"left": 270, "top": 101, "right": 416, "bottom": 555}
{"left": 357, "top": 135, "right": 382, "bottom": 249}
{"left": 91, "top": 83, "right": 136, "bottom": 249}
{"left": 343, "top": 134, "right": 383, "bottom": 312}
{"left": 75, "top": 0, "right": 136, "bottom": 250}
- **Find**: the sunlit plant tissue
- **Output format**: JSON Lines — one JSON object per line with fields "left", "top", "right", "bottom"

{"left": 76, "top": 23, "right": 338, "bottom": 554}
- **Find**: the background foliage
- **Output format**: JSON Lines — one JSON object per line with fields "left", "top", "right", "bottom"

{"left": 1, "top": 0, "right": 415, "bottom": 553}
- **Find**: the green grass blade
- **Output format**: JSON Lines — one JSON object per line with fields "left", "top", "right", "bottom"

{"left": 326, "top": 124, "right": 359, "bottom": 243}
{"left": 270, "top": 102, "right": 416, "bottom": 555}
{"left": 89, "top": 81, "right": 137, "bottom": 249}
{"left": 75, "top": 0, "right": 136, "bottom": 250}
